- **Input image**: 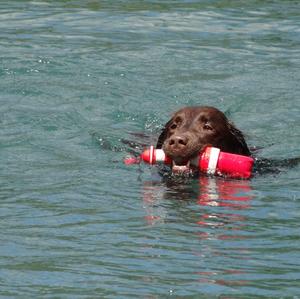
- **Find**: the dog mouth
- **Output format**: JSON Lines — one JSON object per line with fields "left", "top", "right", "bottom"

{"left": 163, "top": 144, "right": 203, "bottom": 175}
{"left": 171, "top": 158, "right": 198, "bottom": 175}
{"left": 172, "top": 160, "right": 191, "bottom": 173}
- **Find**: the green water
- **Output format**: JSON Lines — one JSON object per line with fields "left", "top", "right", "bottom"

{"left": 0, "top": 1, "right": 299, "bottom": 297}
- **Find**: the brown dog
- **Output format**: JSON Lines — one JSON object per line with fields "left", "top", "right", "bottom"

{"left": 156, "top": 106, "right": 251, "bottom": 173}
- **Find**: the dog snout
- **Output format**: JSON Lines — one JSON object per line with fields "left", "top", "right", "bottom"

{"left": 168, "top": 135, "right": 188, "bottom": 149}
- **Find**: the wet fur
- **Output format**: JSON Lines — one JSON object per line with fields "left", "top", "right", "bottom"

{"left": 155, "top": 106, "right": 299, "bottom": 175}
{"left": 156, "top": 106, "right": 250, "bottom": 166}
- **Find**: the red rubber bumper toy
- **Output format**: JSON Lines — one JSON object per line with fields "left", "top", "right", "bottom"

{"left": 125, "top": 145, "right": 254, "bottom": 179}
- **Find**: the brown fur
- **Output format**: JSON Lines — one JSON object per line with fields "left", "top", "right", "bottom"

{"left": 156, "top": 106, "right": 250, "bottom": 166}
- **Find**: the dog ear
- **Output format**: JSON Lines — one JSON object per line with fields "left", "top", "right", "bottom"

{"left": 156, "top": 119, "right": 173, "bottom": 149}
{"left": 227, "top": 121, "right": 251, "bottom": 156}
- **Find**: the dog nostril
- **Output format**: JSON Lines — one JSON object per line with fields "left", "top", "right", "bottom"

{"left": 178, "top": 138, "right": 187, "bottom": 146}
{"left": 169, "top": 136, "right": 188, "bottom": 147}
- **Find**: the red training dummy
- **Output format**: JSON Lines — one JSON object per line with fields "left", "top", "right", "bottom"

{"left": 125, "top": 146, "right": 254, "bottom": 179}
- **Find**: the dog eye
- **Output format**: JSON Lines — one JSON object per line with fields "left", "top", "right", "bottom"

{"left": 203, "top": 123, "right": 213, "bottom": 130}
{"left": 170, "top": 123, "right": 177, "bottom": 130}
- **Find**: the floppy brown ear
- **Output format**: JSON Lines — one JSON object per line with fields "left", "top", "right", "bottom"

{"left": 156, "top": 119, "right": 173, "bottom": 149}
{"left": 227, "top": 122, "right": 251, "bottom": 156}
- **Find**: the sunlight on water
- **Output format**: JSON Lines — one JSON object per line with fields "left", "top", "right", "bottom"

{"left": 0, "top": 0, "right": 299, "bottom": 297}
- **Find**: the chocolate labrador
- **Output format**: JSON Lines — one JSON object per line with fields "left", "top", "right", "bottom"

{"left": 156, "top": 106, "right": 251, "bottom": 173}
{"left": 121, "top": 106, "right": 299, "bottom": 176}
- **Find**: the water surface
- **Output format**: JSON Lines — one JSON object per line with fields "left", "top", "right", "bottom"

{"left": 0, "top": 0, "right": 299, "bottom": 297}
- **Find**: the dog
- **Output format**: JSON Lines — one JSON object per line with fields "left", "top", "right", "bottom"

{"left": 121, "top": 106, "right": 299, "bottom": 176}
{"left": 156, "top": 106, "right": 251, "bottom": 174}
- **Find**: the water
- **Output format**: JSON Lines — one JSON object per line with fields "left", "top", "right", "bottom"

{"left": 0, "top": 0, "right": 299, "bottom": 297}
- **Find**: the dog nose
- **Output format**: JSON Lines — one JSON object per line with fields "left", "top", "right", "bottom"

{"left": 168, "top": 135, "right": 188, "bottom": 149}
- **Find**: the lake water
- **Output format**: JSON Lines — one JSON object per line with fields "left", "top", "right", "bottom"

{"left": 0, "top": 0, "right": 299, "bottom": 297}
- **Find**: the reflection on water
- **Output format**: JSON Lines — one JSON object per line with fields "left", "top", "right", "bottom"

{"left": 197, "top": 176, "right": 252, "bottom": 209}
{"left": 1, "top": 0, "right": 299, "bottom": 296}
{"left": 143, "top": 175, "right": 252, "bottom": 225}
{"left": 142, "top": 175, "right": 253, "bottom": 289}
